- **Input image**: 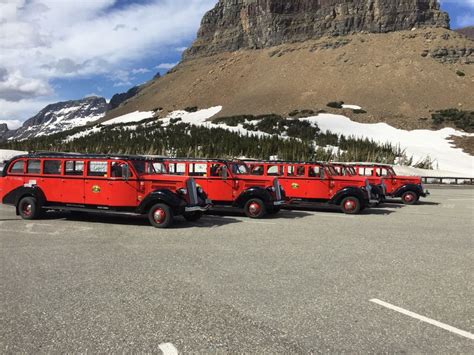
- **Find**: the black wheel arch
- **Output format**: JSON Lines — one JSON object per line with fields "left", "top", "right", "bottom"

{"left": 329, "top": 186, "right": 367, "bottom": 206}
{"left": 393, "top": 184, "right": 423, "bottom": 198}
{"left": 136, "top": 189, "right": 187, "bottom": 215}
{"left": 234, "top": 187, "right": 274, "bottom": 209}
{"left": 2, "top": 185, "right": 47, "bottom": 213}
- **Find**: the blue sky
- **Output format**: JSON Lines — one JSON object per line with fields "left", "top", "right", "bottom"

{"left": 0, "top": 0, "right": 472, "bottom": 129}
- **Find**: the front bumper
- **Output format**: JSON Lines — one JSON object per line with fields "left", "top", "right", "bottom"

{"left": 185, "top": 199, "right": 212, "bottom": 212}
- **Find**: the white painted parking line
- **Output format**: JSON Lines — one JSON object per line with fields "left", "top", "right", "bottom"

{"left": 159, "top": 342, "right": 179, "bottom": 355}
{"left": 447, "top": 198, "right": 474, "bottom": 201}
{"left": 370, "top": 299, "right": 474, "bottom": 340}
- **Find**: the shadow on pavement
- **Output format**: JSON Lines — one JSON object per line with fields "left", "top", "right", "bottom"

{"left": 383, "top": 199, "right": 440, "bottom": 206}
{"left": 41, "top": 211, "right": 242, "bottom": 229}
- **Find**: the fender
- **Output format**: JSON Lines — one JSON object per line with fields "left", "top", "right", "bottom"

{"left": 136, "top": 189, "right": 187, "bottom": 215}
{"left": 392, "top": 184, "right": 424, "bottom": 198}
{"left": 234, "top": 187, "right": 274, "bottom": 209}
{"left": 329, "top": 186, "right": 367, "bottom": 206}
{"left": 2, "top": 185, "right": 47, "bottom": 207}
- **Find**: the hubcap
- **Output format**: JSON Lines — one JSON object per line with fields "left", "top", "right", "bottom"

{"left": 404, "top": 193, "right": 414, "bottom": 202}
{"left": 153, "top": 208, "right": 166, "bottom": 224}
{"left": 22, "top": 203, "right": 32, "bottom": 216}
{"left": 248, "top": 202, "right": 261, "bottom": 216}
{"left": 344, "top": 199, "right": 356, "bottom": 211}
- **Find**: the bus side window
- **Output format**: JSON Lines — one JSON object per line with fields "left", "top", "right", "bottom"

{"left": 267, "top": 165, "right": 282, "bottom": 176}
{"left": 251, "top": 165, "right": 264, "bottom": 175}
{"left": 10, "top": 160, "right": 25, "bottom": 174}
{"left": 210, "top": 164, "right": 224, "bottom": 177}
{"left": 43, "top": 160, "right": 62, "bottom": 175}
{"left": 296, "top": 166, "right": 305, "bottom": 176}
{"left": 65, "top": 161, "right": 84, "bottom": 176}
{"left": 309, "top": 166, "right": 321, "bottom": 177}
{"left": 27, "top": 160, "right": 41, "bottom": 174}
{"left": 189, "top": 163, "right": 207, "bottom": 177}
{"left": 87, "top": 161, "right": 107, "bottom": 177}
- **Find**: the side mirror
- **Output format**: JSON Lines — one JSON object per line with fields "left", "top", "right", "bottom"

{"left": 122, "top": 164, "right": 130, "bottom": 181}
{"left": 221, "top": 165, "right": 228, "bottom": 180}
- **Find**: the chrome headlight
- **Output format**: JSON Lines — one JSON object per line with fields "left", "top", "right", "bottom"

{"left": 177, "top": 188, "right": 188, "bottom": 195}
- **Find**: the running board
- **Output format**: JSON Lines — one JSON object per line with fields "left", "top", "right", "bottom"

{"left": 44, "top": 205, "right": 142, "bottom": 217}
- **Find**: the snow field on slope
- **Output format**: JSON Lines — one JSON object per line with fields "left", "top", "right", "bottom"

{"left": 66, "top": 107, "right": 473, "bottom": 177}
{"left": 302, "top": 114, "right": 474, "bottom": 177}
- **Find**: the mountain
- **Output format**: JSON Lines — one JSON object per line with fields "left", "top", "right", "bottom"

{"left": 183, "top": 0, "right": 449, "bottom": 60}
{"left": 109, "top": 86, "right": 141, "bottom": 110}
{"left": 105, "top": 0, "right": 473, "bottom": 131}
{"left": 0, "top": 124, "right": 9, "bottom": 141}
{"left": 456, "top": 26, "right": 474, "bottom": 40}
{"left": 4, "top": 96, "right": 108, "bottom": 141}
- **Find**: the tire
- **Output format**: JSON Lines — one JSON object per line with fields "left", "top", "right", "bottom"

{"left": 340, "top": 196, "right": 361, "bottom": 214}
{"left": 244, "top": 198, "right": 267, "bottom": 219}
{"left": 183, "top": 211, "right": 203, "bottom": 222}
{"left": 18, "top": 196, "right": 41, "bottom": 220}
{"left": 401, "top": 191, "right": 419, "bottom": 205}
{"left": 148, "top": 203, "right": 173, "bottom": 228}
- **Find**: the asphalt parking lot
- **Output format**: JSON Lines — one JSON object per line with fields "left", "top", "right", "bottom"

{"left": 1, "top": 187, "right": 473, "bottom": 353}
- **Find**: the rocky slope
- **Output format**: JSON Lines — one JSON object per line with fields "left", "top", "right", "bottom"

{"left": 184, "top": 0, "right": 449, "bottom": 60}
{"left": 107, "top": 27, "right": 473, "bottom": 129}
{"left": 456, "top": 26, "right": 474, "bottom": 40}
{"left": 4, "top": 96, "right": 108, "bottom": 141}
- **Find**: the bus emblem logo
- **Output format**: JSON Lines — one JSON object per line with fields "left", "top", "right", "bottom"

{"left": 291, "top": 183, "right": 299, "bottom": 189}
{"left": 92, "top": 185, "right": 101, "bottom": 193}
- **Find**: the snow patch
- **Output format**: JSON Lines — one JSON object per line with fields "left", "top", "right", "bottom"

{"left": 102, "top": 111, "right": 154, "bottom": 126}
{"left": 342, "top": 104, "right": 362, "bottom": 110}
{"left": 0, "top": 149, "right": 27, "bottom": 162}
{"left": 302, "top": 114, "right": 474, "bottom": 177}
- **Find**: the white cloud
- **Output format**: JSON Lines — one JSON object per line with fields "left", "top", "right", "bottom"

{"left": 0, "top": 98, "right": 53, "bottom": 124}
{"left": 156, "top": 62, "right": 178, "bottom": 70}
{"left": 131, "top": 68, "right": 151, "bottom": 74}
{"left": 0, "top": 120, "right": 22, "bottom": 130}
{"left": 0, "top": 0, "right": 217, "bottom": 121}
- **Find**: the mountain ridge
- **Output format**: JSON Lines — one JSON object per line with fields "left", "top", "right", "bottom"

{"left": 184, "top": 0, "right": 450, "bottom": 60}
{"left": 2, "top": 96, "right": 108, "bottom": 141}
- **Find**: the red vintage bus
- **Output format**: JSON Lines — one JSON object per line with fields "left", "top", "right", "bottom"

{"left": 163, "top": 158, "right": 286, "bottom": 218}
{"left": 244, "top": 160, "right": 378, "bottom": 214}
{"left": 0, "top": 153, "right": 211, "bottom": 228}
{"left": 350, "top": 163, "right": 429, "bottom": 204}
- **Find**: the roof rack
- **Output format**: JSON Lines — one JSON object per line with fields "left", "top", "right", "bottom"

{"left": 18, "top": 151, "right": 165, "bottom": 161}
{"left": 164, "top": 157, "right": 228, "bottom": 163}
{"left": 239, "top": 159, "right": 327, "bottom": 165}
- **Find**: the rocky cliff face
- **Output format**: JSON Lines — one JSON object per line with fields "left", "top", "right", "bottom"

{"left": 0, "top": 124, "right": 9, "bottom": 141}
{"left": 5, "top": 96, "right": 108, "bottom": 141}
{"left": 184, "top": 0, "right": 449, "bottom": 59}
{"left": 456, "top": 26, "right": 474, "bottom": 40}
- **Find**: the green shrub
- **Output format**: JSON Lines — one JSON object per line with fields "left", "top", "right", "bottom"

{"left": 352, "top": 109, "right": 367, "bottom": 114}
{"left": 456, "top": 70, "right": 465, "bottom": 77}
{"left": 432, "top": 109, "right": 474, "bottom": 132}
{"left": 184, "top": 106, "right": 198, "bottom": 113}
{"left": 327, "top": 101, "right": 344, "bottom": 109}
{"left": 213, "top": 115, "right": 254, "bottom": 126}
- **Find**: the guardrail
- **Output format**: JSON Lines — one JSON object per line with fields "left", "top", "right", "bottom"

{"left": 422, "top": 177, "right": 474, "bottom": 185}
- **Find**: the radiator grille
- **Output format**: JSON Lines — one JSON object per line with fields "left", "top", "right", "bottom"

{"left": 186, "top": 178, "right": 199, "bottom": 205}
{"left": 274, "top": 178, "right": 282, "bottom": 200}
